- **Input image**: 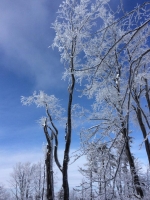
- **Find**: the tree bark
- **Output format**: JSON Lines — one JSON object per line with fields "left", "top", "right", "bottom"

{"left": 135, "top": 107, "right": 150, "bottom": 165}
{"left": 44, "top": 125, "right": 54, "bottom": 200}
{"left": 63, "top": 50, "right": 75, "bottom": 200}
{"left": 123, "top": 127, "right": 144, "bottom": 198}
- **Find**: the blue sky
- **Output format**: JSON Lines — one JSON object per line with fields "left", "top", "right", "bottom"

{"left": 0, "top": 0, "right": 148, "bottom": 190}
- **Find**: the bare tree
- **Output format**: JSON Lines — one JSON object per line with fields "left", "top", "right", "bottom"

{"left": 0, "top": 184, "right": 11, "bottom": 200}
{"left": 32, "top": 162, "right": 46, "bottom": 200}
{"left": 10, "top": 162, "right": 46, "bottom": 200}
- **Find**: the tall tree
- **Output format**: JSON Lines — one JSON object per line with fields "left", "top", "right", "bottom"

{"left": 22, "top": 1, "right": 109, "bottom": 199}
{"left": 21, "top": 0, "right": 150, "bottom": 199}
{"left": 75, "top": 1, "right": 150, "bottom": 198}
{"left": 21, "top": 92, "right": 64, "bottom": 200}
{"left": 52, "top": 1, "right": 108, "bottom": 197}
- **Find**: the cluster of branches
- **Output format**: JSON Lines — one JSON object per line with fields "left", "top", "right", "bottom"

{"left": 21, "top": 0, "right": 150, "bottom": 199}
{"left": 0, "top": 184, "right": 11, "bottom": 200}
{"left": 9, "top": 162, "right": 46, "bottom": 200}
{"left": 0, "top": 161, "right": 46, "bottom": 200}
{"left": 76, "top": 143, "right": 150, "bottom": 200}
{"left": 1, "top": 160, "right": 150, "bottom": 200}
{"left": 0, "top": 161, "right": 86, "bottom": 200}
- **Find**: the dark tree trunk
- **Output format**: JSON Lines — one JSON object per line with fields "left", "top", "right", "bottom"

{"left": 135, "top": 107, "right": 150, "bottom": 165}
{"left": 41, "top": 164, "right": 46, "bottom": 200}
{"left": 44, "top": 125, "right": 54, "bottom": 200}
{"left": 123, "top": 127, "right": 144, "bottom": 198}
{"left": 132, "top": 87, "right": 150, "bottom": 165}
{"left": 63, "top": 51, "right": 75, "bottom": 200}
{"left": 145, "top": 78, "right": 150, "bottom": 113}
{"left": 90, "top": 170, "right": 93, "bottom": 200}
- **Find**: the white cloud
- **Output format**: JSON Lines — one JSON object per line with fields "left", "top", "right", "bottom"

{"left": 0, "top": 0, "right": 63, "bottom": 89}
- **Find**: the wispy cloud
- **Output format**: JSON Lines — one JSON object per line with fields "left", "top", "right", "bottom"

{"left": 0, "top": 0, "right": 63, "bottom": 89}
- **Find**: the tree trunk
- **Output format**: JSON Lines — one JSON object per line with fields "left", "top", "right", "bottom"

{"left": 136, "top": 107, "right": 150, "bottom": 165}
{"left": 44, "top": 125, "right": 54, "bottom": 200}
{"left": 63, "top": 51, "right": 75, "bottom": 200}
{"left": 41, "top": 164, "right": 45, "bottom": 200}
{"left": 123, "top": 127, "right": 144, "bottom": 198}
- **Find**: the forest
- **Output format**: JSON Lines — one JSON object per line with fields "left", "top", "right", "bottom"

{"left": 1, "top": 0, "right": 150, "bottom": 199}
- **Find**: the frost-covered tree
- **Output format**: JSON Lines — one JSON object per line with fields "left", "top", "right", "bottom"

{"left": 32, "top": 162, "right": 46, "bottom": 200}
{"left": 0, "top": 184, "right": 11, "bottom": 200}
{"left": 78, "top": 142, "right": 144, "bottom": 199}
{"left": 21, "top": 0, "right": 150, "bottom": 199}
{"left": 21, "top": 92, "right": 64, "bottom": 200}
{"left": 10, "top": 162, "right": 46, "bottom": 200}
{"left": 10, "top": 162, "right": 35, "bottom": 200}
{"left": 74, "top": 1, "right": 150, "bottom": 198}
{"left": 22, "top": 0, "right": 110, "bottom": 199}
{"left": 77, "top": 146, "right": 150, "bottom": 199}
